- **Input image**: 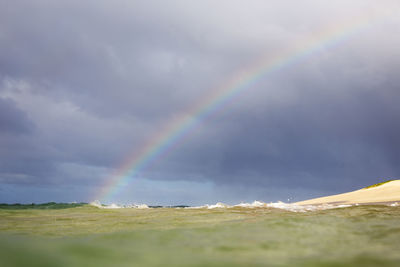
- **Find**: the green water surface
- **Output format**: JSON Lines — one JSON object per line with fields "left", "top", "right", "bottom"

{"left": 0, "top": 204, "right": 399, "bottom": 266}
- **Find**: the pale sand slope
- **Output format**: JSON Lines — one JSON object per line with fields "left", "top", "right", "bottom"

{"left": 296, "top": 180, "right": 400, "bottom": 205}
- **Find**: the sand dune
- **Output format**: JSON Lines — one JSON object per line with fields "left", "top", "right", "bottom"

{"left": 296, "top": 180, "right": 400, "bottom": 205}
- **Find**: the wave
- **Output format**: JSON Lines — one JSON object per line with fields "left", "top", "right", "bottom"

{"left": 88, "top": 200, "right": 363, "bottom": 212}
{"left": 0, "top": 202, "right": 86, "bottom": 210}
{"left": 2, "top": 200, "right": 397, "bottom": 212}
{"left": 89, "top": 200, "right": 149, "bottom": 209}
{"left": 186, "top": 201, "right": 354, "bottom": 212}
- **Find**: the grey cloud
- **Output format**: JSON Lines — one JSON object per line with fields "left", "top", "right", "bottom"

{"left": 0, "top": 97, "right": 34, "bottom": 134}
{"left": 150, "top": 55, "right": 400, "bottom": 194}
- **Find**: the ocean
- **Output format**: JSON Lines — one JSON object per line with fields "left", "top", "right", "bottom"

{"left": 0, "top": 202, "right": 399, "bottom": 266}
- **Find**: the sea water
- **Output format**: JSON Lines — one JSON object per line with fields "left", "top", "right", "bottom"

{"left": 0, "top": 202, "right": 399, "bottom": 266}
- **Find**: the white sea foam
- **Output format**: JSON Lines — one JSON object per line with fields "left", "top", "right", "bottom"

{"left": 185, "top": 202, "right": 229, "bottom": 209}
{"left": 206, "top": 202, "right": 230, "bottom": 209}
{"left": 89, "top": 200, "right": 149, "bottom": 209}
{"left": 267, "top": 202, "right": 354, "bottom": 212}
{"left": 234, "top": 200, "right": 268, "bottom": 208}
{"left": 89, "top": 200, "right": 103, "bottom": 208}
{"left": 186, "top": 201, "right": 355, "bottom": 212}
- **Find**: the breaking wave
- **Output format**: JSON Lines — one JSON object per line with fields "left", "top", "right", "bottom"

{"left": 89, "top": 200, "right": 149, "bottom": 209}
{"left": 186, "top": 201, "right": 354, "bottom": 212}
{"left": 89, "top": 200, "right": 362, "bottom": 212}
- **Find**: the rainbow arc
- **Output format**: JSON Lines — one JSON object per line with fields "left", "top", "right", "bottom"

{"left": 94, "top": 10, "right": 391, "bottom": 203}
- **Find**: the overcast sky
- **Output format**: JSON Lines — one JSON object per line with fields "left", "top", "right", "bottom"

{"left": 0, "top": 1, "right": 399, "bottom": 205}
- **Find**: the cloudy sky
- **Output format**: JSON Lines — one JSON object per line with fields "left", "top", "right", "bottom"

{"left": 0, "top": 1, "right": 399, "bottom": 205}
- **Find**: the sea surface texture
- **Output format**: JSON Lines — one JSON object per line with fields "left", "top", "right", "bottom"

{"left": 0, "top": 202, "right": 400, "bottom": 266}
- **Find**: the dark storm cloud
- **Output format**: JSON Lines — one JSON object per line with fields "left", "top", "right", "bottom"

{"left": 0, "top": 97, "right": 44, "bottom": 184}
{"left": 0, "top": 0, "right": 247, "bottom": 120}
{"left": 0, "top": 0, "right": 399, "bottom": 203}
{"left": 153, "top": 54, "right": 400, "bottom": 193}
{"left": 0, "top": 97, "right": 34, "bottom": 134}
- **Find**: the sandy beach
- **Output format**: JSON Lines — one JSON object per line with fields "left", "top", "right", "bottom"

{"left": 296, "top": 180, "right": 400, "bottom": 205}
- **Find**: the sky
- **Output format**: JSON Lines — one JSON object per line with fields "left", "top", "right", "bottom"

{"left": 0, "top": 1, "right": 399, "bottom": 205}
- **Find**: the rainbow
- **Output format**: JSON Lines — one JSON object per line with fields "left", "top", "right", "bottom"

{"left": 95, "top": 10, "right": 390, "bottom": 203}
